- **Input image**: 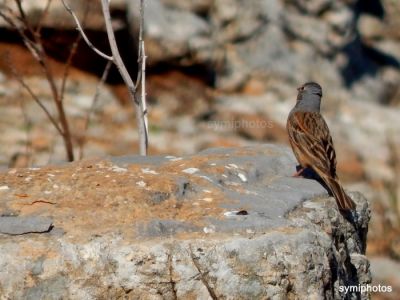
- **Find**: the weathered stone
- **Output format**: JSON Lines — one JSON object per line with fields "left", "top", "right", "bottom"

{"left": 0, "top": 0, "right": 126, "bottom": 29}
{"left": 0, "top": 216, "right": 53, "bottom": 235}
{"left": 127, "top": 0, "right": 211, "bottom": 65}
{"left": 0, "top": 145, "right": 370, "bottom": 299}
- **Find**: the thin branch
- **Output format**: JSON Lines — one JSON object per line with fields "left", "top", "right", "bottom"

{"left": 100, "top": 0, "right": 148, "bottom": 155}
{"left": 138, "top": 0, "right": 148, "bottom": 138}
{"left": 13, "top": 0, "right": 36, "bottom": 38}
{"left": 61, "top": 0, "right": 149, "bottom": 155}
{"left": 35, "top": 0, "right": 53, "bottom": 35}
{"left": 59, "top": 1, "right": 91, "bottom": 100}
{"left": 14, "top": 0, "right": 27, "bottom": 24}
{"left": 9, "top": 65, "right": 63, "bottom": 135}
{"left": 1, "top": 1, "right": 75, "bottom": 162}
{"left": 60, "top": 33, "right": 82, "bottom": 100}
{"left": 61, "top": 0, "right": 113, "bottom": 61}
{"left": 0, "top": 9, "right": 41, "bottom": 62}
{"left": 78, "top": 60, "right": 112, "bottom": 159}
{"left": 140, "top": 39, "right": 148, "bottom": 139}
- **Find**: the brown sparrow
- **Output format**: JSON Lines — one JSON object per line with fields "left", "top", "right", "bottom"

{"left": 286, "top": 82, "right": 356, "bottom": 211}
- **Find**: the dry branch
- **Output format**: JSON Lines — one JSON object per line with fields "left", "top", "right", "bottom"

{"left": 62, "top": 0, "right": 149, "bottom": 155}
{"left": 0, "top": 0, "right": 76, "bottom": 161}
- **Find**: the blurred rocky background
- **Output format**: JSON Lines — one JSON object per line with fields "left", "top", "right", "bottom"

{"left": 0, "top": 0, "right": 399, "bottom": 298}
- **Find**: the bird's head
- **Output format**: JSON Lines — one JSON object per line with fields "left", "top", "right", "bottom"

{"left": 294, "top": 82, "right": 323, "bottom": 112}
{"left": 297, "top": 82, "right": 323, "bottom": 98}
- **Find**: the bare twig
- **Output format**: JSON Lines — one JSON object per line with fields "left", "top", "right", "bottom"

{"left": 13, "top": 0, "right": 27, "bottom": 25}
{"left": 78, "top": 60, "right": 112, "bottom": 159}
{"left": 60, "top": 33, "right": 82, "bottom": 100}
{"left": 100, "top": 0, "right": 148, "bottom": 155}
{"left": 1, "top": 0, "right": 75, "bottom": 161}
{"left": 61, "top": 0, "right": 113, "bottom": 61}
{"left": 8, "top": 63, "right": 63, "bottom": 135}
{"left": 138, "top": 0, "right": 148, "bottom": 141}
{"left": 35, "top": 0, "right": 53, "bottom": 35}
{"left": 62, "top": 0, "right": 149, "bottom": 155}
{"left": 60, "top": 1, "right": 91, "bottom": 100}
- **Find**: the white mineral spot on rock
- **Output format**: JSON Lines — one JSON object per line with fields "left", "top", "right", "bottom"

{"left": 246, "top": 229, "right": 255, "bottom": 234}
{"left": 228, "top": 163, "right": 239, "bottom": 169}
{"left": 182, "top": 168, "right": 199, "bottom": 174}
{"left": 203, "top": 189, "right": 212, "bottom": 193}
{"left": 223, "top": 211, "right": 239, "bottom": 217}
{"left": 136, "top": 181, "right": 146, "bottom": 188}
{"left": 165, "top": 156, "right": 183, "bottom": 161}
{"left": 198, "top": 175, "right": 213, "bottom": 183}
{"left": 44, "top": 190, "right": 52, "bottom": 195}
{"left": 47, "top": 174, "right": 55, "bottom": 177}
{"left": 141, "top": 168, "right": 159, "bottom": 175}
{"left": 0, "top": 185, "right": 10, "bottom": 191}
{"left": 24, "top": 177, "right": 32, "bottom": 182}
{"left": 244, "top": 190, "right": 258, "bottom": 195}
{"left": 238, "top": 173, "right": 247, "bottom": 182}
{"left": 112, "top": 166, "right": 128, "bottom": 173}
{"left": 193, "top": 202, "right": 200, "bottom": 206}
{"left": 96, "top": 163, "right": 107, "bottom": 169}
{"left": 203, "top": 225, "right": 215, "bottom": 233}
{"left": 8, "top": 169, "right": 17, "bottom": 174}
{"left": 105, "top": 175, "right": 110, "bottom": 178}
{"left": 209, "top": 163, "right": 216, "bottom": 166}
{"left": 222, "top": 174, "right": 228, "bottom": 178}
{"left": 303, "top": 202, "right": 322, "bottom": 209}
{"left": 53, "top": 184, "right": 59, "bottom": 189}
{"left": 202, "top": 197, "right": 213, "bottom": 202}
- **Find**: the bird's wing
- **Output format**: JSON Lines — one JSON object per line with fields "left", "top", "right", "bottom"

{"left": 287, "top": 111, "right": 337, "bottom": 177}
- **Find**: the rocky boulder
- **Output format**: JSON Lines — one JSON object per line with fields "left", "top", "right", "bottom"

{"left": 0, "top": 145, "right": 370, "bottom": 299}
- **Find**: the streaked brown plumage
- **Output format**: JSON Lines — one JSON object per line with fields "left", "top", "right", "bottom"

{"left": 287, "top": 82, "right": 356, "bottom": 211}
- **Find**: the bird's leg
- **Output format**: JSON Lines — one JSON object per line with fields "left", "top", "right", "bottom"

{"left": 292, "top": 167, "right": 305, "bottom": 177}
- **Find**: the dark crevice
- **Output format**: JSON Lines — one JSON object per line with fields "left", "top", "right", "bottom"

{"left": 0, "top": 26, "right": 216, "bottom": 88}
{"left": 340, "top": 35, "right": 400, "bottom": 87}
{"left": 354, "top": 0, "right": 385, "bottom": 19}
{"left": 168, "top": 252, "right": 178, "bottom": 300}
{"left": 189, "top": 246, "right": 218, "bottom": 300}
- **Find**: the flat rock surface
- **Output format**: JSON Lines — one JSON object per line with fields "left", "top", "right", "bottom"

{"left": 0, "top": 145, "right": 371, "bottom": 299}
{"left": 0, "top": 216, "right": 53, "bottom": 235}
{"left": 0, "top": 144, "right": 327, "bottom": 240}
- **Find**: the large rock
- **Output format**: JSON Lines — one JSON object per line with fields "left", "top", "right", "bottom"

{"left": 125, "top": 0, "right": 400, "bottom": 105}
{"left": 0, "top": 145, "right": 370, "bottom": 299}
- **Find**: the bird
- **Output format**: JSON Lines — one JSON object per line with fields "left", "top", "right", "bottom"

{"left": 286, "top": 82, "right": 356, "bottom": 211}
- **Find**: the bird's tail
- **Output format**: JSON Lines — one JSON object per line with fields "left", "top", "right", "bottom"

{"left": 323, "top": 176, "right": 356, "bottom": 211}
